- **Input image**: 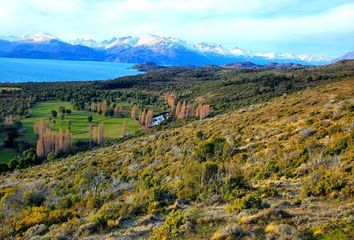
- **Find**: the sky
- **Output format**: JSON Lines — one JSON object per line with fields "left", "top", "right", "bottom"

{"left": 0, "top": 0, "right": 353, "bottom": 57}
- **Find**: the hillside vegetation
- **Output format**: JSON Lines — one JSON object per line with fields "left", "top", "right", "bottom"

{"left": 2, "top": 61, "right": 353, "bottom": 168}
{"left": 0, "top": 77, "right": 353, "bottom": 239}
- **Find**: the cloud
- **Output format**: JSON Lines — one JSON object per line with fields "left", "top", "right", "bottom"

{"left": 0, "top": 0, "right": 353, "bottom": 57}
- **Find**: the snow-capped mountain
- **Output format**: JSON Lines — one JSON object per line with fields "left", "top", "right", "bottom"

{"left": 22, "top": 33, "right": 57, "bottom": 43}
{"left": 0, "top": 33, "right": 105, "bottom": 61}
{"left": 254, "top": 52, "right": 330, "bottom": 64}
{"left": 105, "top": 34, "right": 210, "bottom": 65}
{"left": 0, "top": 33, "right": 337, "bottom": 65}
{"left": 229, "top": 47, "right": 249, "bottom": 56}
{"left": 104, "top": 34, "right": 332, "bottom": 65}
{"left": 195, "top": 42, "right": 232, "bottom": 56}
{"left": 105, "top": 36, "right": 138, "bottom": 49}
{"left": 69, "top": 39, "right": 99, "bottom": 48}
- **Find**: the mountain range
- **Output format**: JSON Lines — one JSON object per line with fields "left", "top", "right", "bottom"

{"left": 0, "top": 33, "right": 351, "bottom": 66}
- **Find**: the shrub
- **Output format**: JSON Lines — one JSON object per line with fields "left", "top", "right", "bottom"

{"left": 305, "top": 117, "right": 315, "bottom": 125}
{"left": 177, "top": 161, "right": 203, "bottom": 201}
{"left": 16, "top": 206, "right": 72, "bottom": 233}
{"left": 0, "top": 163, "right": 9, "bottom": 172}
{"left": 302, "top": 168, "right": 346, "bottom": 197}
{"left": 255, "top": 160, "right": 280, "bottom": 179}
{"left": 265, "top": 224, "right": 300, "bottom": 239}
{"left": 137, "top": 172, "right": 176, "bottom": 214}
{"left": 23, "top": 189, "right": 45, "bottom": 207}
{"left": 195, "top": 130, "right": 205, "bottom": 140}
{"left": 324, "top": 138, "right": 348, "bottom": 156}
{"left": 194, "top": 137, "right": 227, "bottom": 162}
{"left": 220, "top": 167, "right": 248, "bottom": 201}
{"left": 51, "top": 110, "right": 57, "bottom": 118}
{"left": 88, "top": 201, "right": 125, "bottom": 230}
{"left": 312, "top": 222, "right": 353, "bottom": 240}
{"left": 212, "top": 223, "right": 246, "bottom": 240}
{"left": 227, "top": 193, "right": 263, "bottom": 213}
{"left": 202, "top": 161, "right": 218, "bottom": 184}
{"left": 150, "top": 210, "right": 185, "bottom": 240}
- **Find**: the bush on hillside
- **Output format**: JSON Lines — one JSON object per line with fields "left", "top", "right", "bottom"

{"left": 302, "top": 168, "right": 347, "bottom": 197}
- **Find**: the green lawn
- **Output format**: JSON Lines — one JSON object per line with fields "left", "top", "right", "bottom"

{"left": 0, "top": 148, "right": 17, "bottom": 163}
{"left": 20, "top": 101, "right": 141, "bottom": 142}
{"left": 0, "top": 132, "right": 6, "bottom": 143}
{"left": 0, "top": 101, "right": 140, "bottom": 164}
{"left": 0, "top": 87, "right": 21, "bottom": 91}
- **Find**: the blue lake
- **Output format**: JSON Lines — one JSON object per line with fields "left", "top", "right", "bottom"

{"left": 0, "top": 58, "right": 141, "bottom": 83}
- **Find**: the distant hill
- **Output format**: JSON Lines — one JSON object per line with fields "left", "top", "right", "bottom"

{"left": 132, "top": 62, "right": 167, "bottom": 71}
{"left": 221, "top": 62, "right": 304, "bottom": 69}
{"left": 333, "top": 51, "right": 354, "bottom": 62}
{"left": 0, "top": 34, "right": 105, "bottom": 61}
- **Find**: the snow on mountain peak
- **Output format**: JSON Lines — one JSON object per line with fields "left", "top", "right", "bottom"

{"left": 229, "top": 47, "right": 249, "bottom": 56}
{"left": 69, "top": 39, "right": 99, "bottom": 48}
{"left": 135, "top": 34, "right": 192, "bottom": 49}
{"left": 195, "top": 42, "right": 231, "bottom": 55}
{"left": 136, "top": 34, "right": 165, "bottom": 46}
{"left": 105, "top": 36, "right": 138, "bottom": 49}
{"left": 296, "top": 54, "right": 331, "bottom": 62}
{"left": 104, "top": 34, "right": 195, "bottom": 51}
{"left": 3, "top": 33, "right": 333, "bottom": 64}
{"left": 254, "top": 52, "right": 277, "bottom": 59}
{"left": 254, "top": 52, "right": 331, "bottom": 63}
{"left": 23, "top": 33, "right": 57, "bottom": 43}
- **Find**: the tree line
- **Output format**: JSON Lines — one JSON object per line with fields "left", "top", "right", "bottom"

{"left": 34, "top": 120, "right": 72, "bottom": 159}
{"left": 165, "top": 92, "right": 211, "bottom": 120}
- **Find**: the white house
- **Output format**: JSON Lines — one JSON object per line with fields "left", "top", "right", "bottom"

{"left": 152, "top": 113, "right": 168, "bottom": 126}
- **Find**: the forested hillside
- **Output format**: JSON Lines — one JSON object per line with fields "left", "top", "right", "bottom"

{"left": 0, "top": 76, "right": 352, "bottom": 239}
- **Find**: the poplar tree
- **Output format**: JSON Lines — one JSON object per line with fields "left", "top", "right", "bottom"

{"left": 63, "top": 130, "right": 72, "bottom": 151}
{"left": 145, "top": 110, "right": 153, "bottom": 128}
{"left": 175, "top": 101, "right": 182, "bottom": 118}
{"left": 120, "top": 120, "right": 127, "bottom": 136}
{"left": 179, "top": 101, "right": 187, "bottom": 120}
{"left": 114, "top": 105, "right": 121, "bottom": 118}
{"left": 130, "top": 105, "right": 137, "bottom": 120}
{"left": 101, "top": 101, "right": 108, "bottom": 115}
{"left": 139, "top": 109, "right": 146, "bottom": 125}
{"left": 164, "top": 92, "right": 176, "bottom": 108}
{"left": 36, "top": 138, "right": 45, "bottom": 159}
{"left": 34, "top": 120, "right": 49, "bottom": 137}
{"left": 35, "top": 128, "right": 72, "bottom": 158}
{"left": 97, "top": 123, "right": 105, "bottom": 145}
{"left": 196, "top": 104, "right": 211, "bottom": 120}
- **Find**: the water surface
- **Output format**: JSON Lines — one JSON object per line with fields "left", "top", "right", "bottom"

{"left": 0, "top": 57, "right": 141, "bottom": 82}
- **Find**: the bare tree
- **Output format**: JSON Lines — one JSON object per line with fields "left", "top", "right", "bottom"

{"left": 36, "top": 137, "right": 45, "bottom": 158}
{"left": 145, "top": 110, "right": 153, "bottom": 128}
{"left": 130, "top": 105, "right": 137, "bottom": 120}
{"left": 120, "top": 120, "right": 127, "bottom": 136}
{"left": 114, "top": 105, "right": 122, "bottom": 118}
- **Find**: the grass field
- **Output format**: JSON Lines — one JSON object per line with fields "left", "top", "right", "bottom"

{"left": 20, "top": 101, "right": 141, "bottom": 142}
{"left": 0, "top": 87, "right": 21, "bottom": 91}
{"left": 0, "top": 101, "right": 141, "bottom": 163}
{"left": 0, "top": 132, "right": 6, "bottom": 144}
{"left": 0, "top": 148, "right": 18, "bottom": 163}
